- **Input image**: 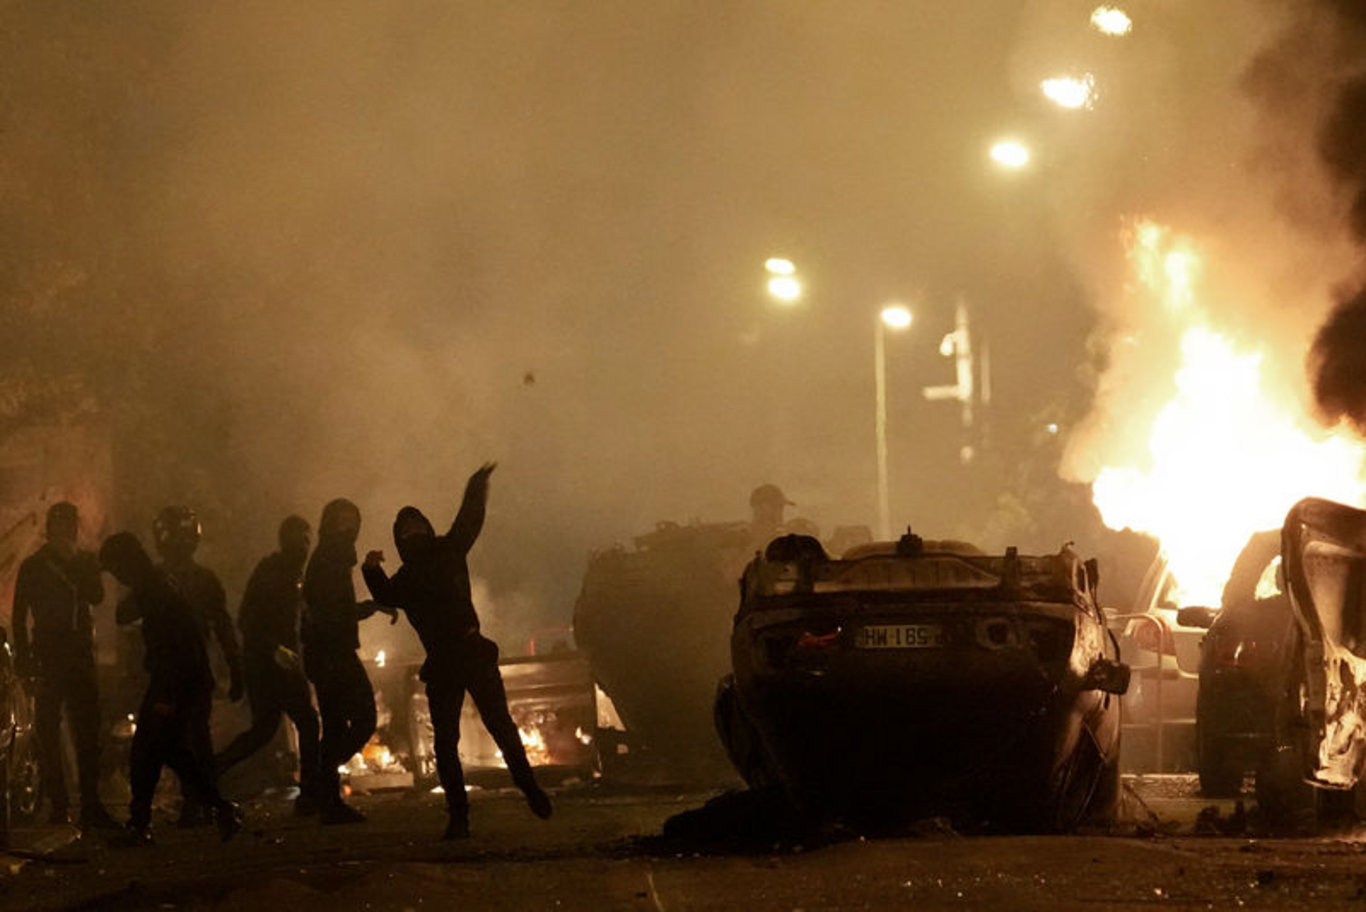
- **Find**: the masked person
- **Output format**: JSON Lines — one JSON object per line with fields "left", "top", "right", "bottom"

{"left": 100, "top": 532, "right": 242, "bottom": 844}
{"left": 301, "top": 498, "right": 393, "bottom": 824}
{"left": 151, "top": 506, "right": 244, "bottom": 827}
{"left": 11, "top": 502, "right": 118, "bottom": 829}
{"left": 362, "top": 463, "right": 552, "bottom": 840}
{"left": 214, "top": 515, "right": 321, "bottom": 814}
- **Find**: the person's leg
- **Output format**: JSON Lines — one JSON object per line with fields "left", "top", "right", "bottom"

{"left": 176, "top": 682, "right": 217, "bottom": 828}
{"left": 337, "top": 651, "right": 377, "bottom": 763}
{"left": 215, "top": 655, "right": 284, "bottom": 774}
{"left": 33, "top": 674, "right": 70, "bottom": 820}
{"left": 424, "top": 677, "right": 470, "bottom": 837}
{"left": 66, "top": 663, "right": 113, "bottom": 826}
{"left": 307, "top": 651, "right": 345, "bottom": 805}
{"left": 127, "top": 691, "right": 170, "bottom": 832}
{"left": 161, "top": 691, "right": 241, "bottom": 841}
{"left": 465, "top": 637, "right": 552, "bottom": 819}
{"left": 278, "top": 665, "right": 321, "bottom": 807}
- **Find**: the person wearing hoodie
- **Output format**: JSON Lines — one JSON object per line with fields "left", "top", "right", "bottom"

{"left": 301, "top": 498, "right": 392, "bottom": 824}
{"left": 215, "top": 515, "right": 321, "bottom": 813}
{"left": 361, "top": 462, "right": 552, "bottom": 840}
{"left": 99, "top": 531, "right": 242, "bottom": 844}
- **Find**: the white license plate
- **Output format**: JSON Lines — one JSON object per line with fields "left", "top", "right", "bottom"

{"left": 855, "top": 623, "right": 946, "bottom": 649}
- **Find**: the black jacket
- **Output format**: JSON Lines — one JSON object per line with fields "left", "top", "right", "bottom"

{"left": 362, "top": 473, "right": 488, "bottom": 679}
{"left": 238, "top": 551, "right": 306, "bottom": 655}
{"left": 116, "top": 570, "right": 213, "bottom": 694}
{"left": 12, "top": 543, "right": 104, "bottom": 668}
{"left": 163, "top": 559, "right": 242, "bottom": 680}
{"left": 302, "top": 539, "right": 361, "bottom": 652}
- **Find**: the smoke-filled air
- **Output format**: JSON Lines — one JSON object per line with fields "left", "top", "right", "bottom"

{"left": 4, "top": 1, "right": 1366, "bottom": 635}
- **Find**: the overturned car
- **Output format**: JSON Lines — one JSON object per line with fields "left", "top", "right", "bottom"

{"left": 714, "top": 532, "right": 1128, "bottom": 832}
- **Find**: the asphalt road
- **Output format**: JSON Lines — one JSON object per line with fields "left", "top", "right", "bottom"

{"left": 5, "top": 776, "right": 1366, "bottom": 911}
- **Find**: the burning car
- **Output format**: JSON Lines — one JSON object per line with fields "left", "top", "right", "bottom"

{"left": 715, "top": 532, "right": 1128, "bottom": 832}
{"left": 1267, "top": 497, "right": 1366, "bottom": 815}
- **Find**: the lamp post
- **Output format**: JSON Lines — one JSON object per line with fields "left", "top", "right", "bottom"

{"left": 875, "top": 304, "right": 913, "bottom": 540}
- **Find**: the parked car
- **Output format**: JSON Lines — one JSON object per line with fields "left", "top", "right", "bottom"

{"left": 715, "top": 532, "right": 1128, "bottom": 833}
{"left": 1175, "top": 531, "right": 1294, "bottom": 797}
{"left": 0, "top": 627, "right": 40, "bottom": 847}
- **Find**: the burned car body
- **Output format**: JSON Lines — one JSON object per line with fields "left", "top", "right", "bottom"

{"left": 574, "top": 520, "right": 755, "bottom": 779}
{"left": 1278, "top": 497, "right": 1366, "bottom": 792}
{"left": 716, "top": 533, "right": 1127, "bottom": 832}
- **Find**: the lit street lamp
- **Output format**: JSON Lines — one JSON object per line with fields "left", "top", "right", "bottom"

{"left": 876, "top": 304, "right": 913, "bottom": 540}
{"left": 989, "top": 139, "right": 1030, "bottom": 170}
{"left": 765, "top": 257, "right": 802, "bottom": 304}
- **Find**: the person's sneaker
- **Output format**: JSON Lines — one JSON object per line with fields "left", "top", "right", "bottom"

{"left": 441, "top": 816, "right": 471, "bottom": 840}
{"left": 522, "top": 784, "right": 553, "bottom": 820}
{"left": 320, "top": 800, "right": 367, "bottom": 825}
{"left": 79, "top": 804, "right": 121, "bottom": 831}
{"left": 215, "top": 802, "right": 244, "bottom": 842}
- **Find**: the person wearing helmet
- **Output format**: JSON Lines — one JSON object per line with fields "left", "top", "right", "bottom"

{"left": 214, "top": 515, "right": 321, "bottom": 814}
{"left": 301, "top": 498, "right": 394, "bottom": 824}
{"left": 361, "top": 462, "right": 552, "bottom": 840}
{"left": 101, "top": 531, "right": 242, "bottom": 844}
{"left": 150, "top": 505, "right": 244, "bottom": 828}
{"left": 11, "top": 501, "right": 118, "bottom": 829}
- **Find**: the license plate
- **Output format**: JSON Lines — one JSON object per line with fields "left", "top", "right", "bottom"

{"left": 855, "top": 623, "right": 946, "bottom": 649}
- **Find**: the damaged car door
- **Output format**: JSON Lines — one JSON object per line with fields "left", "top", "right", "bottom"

{"left": 1280, "top": 497, "right": 1366, "bottom": 789}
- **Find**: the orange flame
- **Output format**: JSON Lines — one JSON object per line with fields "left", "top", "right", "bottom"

{"left": 1090, "top": 220, "right": 1366, "bottom": 606}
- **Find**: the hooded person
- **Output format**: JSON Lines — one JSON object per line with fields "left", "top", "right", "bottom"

{"left": 300, "top": 498, "right": 393, "bottom": 824}
{"left": 100, "top": 531, "right": 241, "bottom": 844}
{"left": 362, "top": 462, "right": 552, "bottom": 840}
{"left": 11, "top": 502, "right": 117, "bottom": 829}
{"left": 215, "top": 515, "right": 321, "bottom": 813}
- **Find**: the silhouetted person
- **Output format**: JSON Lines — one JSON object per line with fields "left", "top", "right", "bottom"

{"left": 215, "top": 515, "right": 321, "bottom": 814}
{"left": 362, "top": 463, "right": 552, "bottom": 840}
{"left": 749, "top": 483, "right": 793, "bottom": 544}
{"left": 302, "top": 498, "right": 392, "bottom": 824}
{"left": 100, "top": 532, "right": 241, "bottom": 844}
{"left": 11, "top": 502, "right": 117, "bottom": 829}
{"left": 151, "top": 506, "right": 244, "bottom": 828}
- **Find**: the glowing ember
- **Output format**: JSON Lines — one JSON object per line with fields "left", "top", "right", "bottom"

{"left": 1041, "top": 74, "right": 1097, "bottom": 110}
{"left": 1090, "top": 221, "right": 1366, "bottom": 606}
{"left": 1090, "top": 6, "right": 1132, "bottom": 36}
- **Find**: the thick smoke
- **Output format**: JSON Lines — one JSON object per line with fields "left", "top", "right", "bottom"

{"left": 1307, "top": 2, "right": 1366, "bottom": 430}
{"left": 1007, "top": 1, "right": 1362, "bottom": 489}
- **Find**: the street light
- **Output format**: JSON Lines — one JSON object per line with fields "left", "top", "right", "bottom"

{"left": 989, "top": 139, "right": 1030, "bottom": 170}
{"left": 765, "top": 257, "right": 802, "bottom": 304}
{"left": 875, "top": 304, "right": 913, "bottom": 540}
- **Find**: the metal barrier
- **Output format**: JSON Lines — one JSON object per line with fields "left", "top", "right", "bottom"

{"left": 1108, "top": 611, "right": 1183, "bottom": 772}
